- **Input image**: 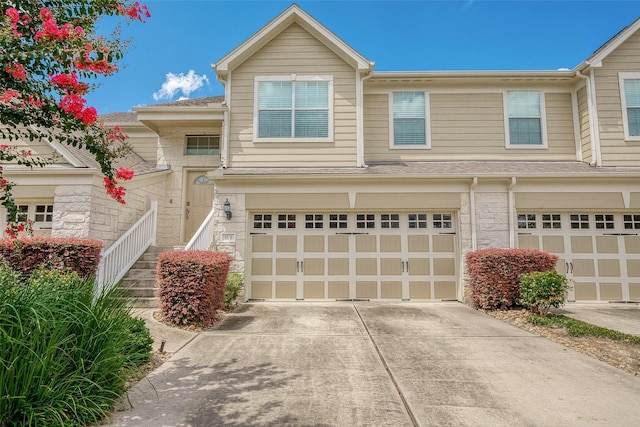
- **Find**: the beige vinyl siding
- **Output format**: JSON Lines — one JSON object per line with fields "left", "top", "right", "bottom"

{"left": 0, "top": 131, "right": 60, "bottom": 162}
{"left": 577, "top": 86, "right": 592, "bottom": 164}
{"left": 228, "top": 23, "right": 357, "bottom": 167}
{"left": 157, "top": 127, "right": 222, "bottom": 168}
{"left": 126, "top": 128, "right": 161, "bottom": 164}
{"left": 364, "top": 92, "right": 575, "bottom": 161}
{"left": 594, "top": 31, "right": 640, "bottom": 166}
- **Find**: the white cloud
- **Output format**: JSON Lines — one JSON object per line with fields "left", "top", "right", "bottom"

{"left": 152, "top": 70, "right": 209, "bottom": 101}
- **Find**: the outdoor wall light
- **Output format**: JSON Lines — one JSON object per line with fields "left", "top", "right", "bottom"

{"left": 223, "top": 199, "right": 232, "bottom": 220}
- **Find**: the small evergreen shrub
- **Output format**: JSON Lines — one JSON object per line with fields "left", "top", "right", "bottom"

{"left": 224, "top": 272, "right": 244, "bottom": 309}
{"left": 466, "top": 248, "right": 558, "bottom": 309}
{"left": 520, "top": 270, "right": 570, "bottom": 315}
{"left": 157, "top": 251, "right": 233, "bottom": 327}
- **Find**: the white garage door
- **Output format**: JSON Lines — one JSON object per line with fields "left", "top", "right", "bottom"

{"left": 249, "top": 212, "right": 458, "bottom": 301}
{"left": 517, "top": 212, "right": 640, "bottom": 302}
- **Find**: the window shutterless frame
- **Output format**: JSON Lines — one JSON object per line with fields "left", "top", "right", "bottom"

{"left": 253, "top": 75, "right": 334, "bottom": 143}
{"left": 504, "top": 90, "right": 548, "bottom": 149}
{"left": 388, "top": 91, "right": 430, "bottom": 149}
{"left": 618, "top": 72, "right": 640, "bottom": 141}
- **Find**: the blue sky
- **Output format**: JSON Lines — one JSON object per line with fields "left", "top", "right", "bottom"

{"left": 86, "top": 1, "right": 640, "bottom": 114}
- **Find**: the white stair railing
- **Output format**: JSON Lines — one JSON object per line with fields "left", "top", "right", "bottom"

{"left": 184, "top": 202, "right": 215, "bottom": 251}
{"left": 95, "top": 200, "right": 158, "bottom": 295}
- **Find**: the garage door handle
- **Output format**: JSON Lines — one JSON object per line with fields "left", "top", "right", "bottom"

{"left": 297, "top": 261, "right": 304, "bottom": 273}
{"left": 570, "top": 262, "right": 573, "bottom": 274}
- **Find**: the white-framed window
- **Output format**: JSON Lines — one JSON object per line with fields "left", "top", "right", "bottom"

{"left": 505, "top": 90, "right": 546, "bottom": 148}
{"left": 254, "top": 75, "right": 333, "bottom": 142}
{"left": 4, "top": 203, "right": 54, "bottom": 229}
{"left": 185, "top": 135, "right": 220, "bottom": 155}
{"left": 619, "top": 73, "right": 640, "bottom": 141}
{"left": 389, "top": 91, "right": 429, "bottom": 149}
{"left": 517, "top": 213, "right": 537, "bottom": 229}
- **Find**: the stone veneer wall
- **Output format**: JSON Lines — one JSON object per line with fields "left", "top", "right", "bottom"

{"left": 53, "top": 174, "right": 168, "bottom": 248}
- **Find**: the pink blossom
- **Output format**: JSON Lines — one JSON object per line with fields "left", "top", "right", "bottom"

{"left": 116, "top": 167, "right": 134, "bottom": 180}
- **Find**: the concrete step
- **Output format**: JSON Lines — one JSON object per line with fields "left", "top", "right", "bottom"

{"left": 125, "top": 268, "right": 157, "bottom": 280}
{"left": 130, "top": 297, "right": 160, "bottom": 308}
{"left": 121, "top": 278, "right": 157, "bottom": 288}
{"left": 124, "top": 287, "right": 158, "bottom": 298}
{"left": 130, "top": 260, "right": 157, "bottom": 270}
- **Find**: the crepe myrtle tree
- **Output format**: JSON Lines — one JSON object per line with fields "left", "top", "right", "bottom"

{"left": 0, "top": 0, "right": 149, "bottom": 237}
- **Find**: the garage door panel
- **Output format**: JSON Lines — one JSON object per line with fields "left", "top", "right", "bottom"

{"left": 624, "top": 236, "right": 640, "bottom": 254}
{"left": 328, "top": 281, "right": 349, "bottom": 299}
{"left": 356, "top": 258, "right": 377, "bottom": 275}
{"left": 596, "top": 236, "right": 618, "bottom": 254}
{"left": 380, "top": 235, "right": 401, "bottom": 252}
{"left": 276, "top": 281, "right": 296, "bottom": 299}
{"left": 434, "top": 281, "right": 456, "bottom": 299}
{"left": 433, "top": 258, "right": 455, "bottom": 276}
{"left": 408, "top": 235, "right": 429, "bottom": 252}
{"left": 542, "top": 236, "right": 564, "bottom": 253}
{"left": 356, "top": 281, "right": 377, "bottom": 299}
{"left": 304, "top": 235, "right": 325, "bottom": 252}
{"left": 408, "top": 258, "right": 429, "bottom": 276}
{"left": 380, "top": 258, "right": 402, "bottom": 275}
{"left": 276, "top": 258, "right": 297, "bottom": 275}
{"left": 381, "top": 281, "right": 402, "bottom": 299}
{"left": 276, "top": 236, "right": 297, "bottom": 252}
{"left": 328, "top": 235, "right": 349, "bottom": 252}
{"left": 598, "top": 259, "right": 621, "bottom": 277}
{"left": 600, "top": 283, "right": 623, "bottom": 301}
{"left": 630, "top": 283, "right": 640, "bottom": 300}
{"left": 572, "top": 259, "right": 595, "bottom": 277}
{"left": 627, "top": 260, "right": 640, "bottom": 277}
{"left": 252, "top": 235, "right": 273, "bottom": 252}
{"left": 574, "top": 282, "right": 597, "bottom": 300}
{"left": 554, "top": 258, "right": 567, "bottom": 275}
{"left": 356, "top": 235, "right": 376, "bottom": 252}
{"left": 409, "top": 281, "right": 431, "bottom": 299}
{"left": 571, "top": 236, "right": 593, "bottom": 253}
{"left": 252, "top": 281, "right": 273, "bottom": 299}
{"left": 252, "top": 258, "right": 272, "bottom": 275}
{"left": 519, "top": 235, "right": 539, "bottom": 249}
{"left": 303, "top": 258, "right": 325, "bottom": 275}
{"left": 304, "top": 281, "right": 325, "bottom": 299}
{"left": 433, "top": 235, "right": 455, "bottom": 252}
{"left": 328, "top": 258, "right": 349, "bottom": 275}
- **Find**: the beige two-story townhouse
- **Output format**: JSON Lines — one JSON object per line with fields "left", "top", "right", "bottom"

{"left": 3, "top": 4, "right": 640, "bottom": 303}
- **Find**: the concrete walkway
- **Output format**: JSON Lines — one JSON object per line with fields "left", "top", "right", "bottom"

{"left": 554, "top": 303, "right": 640, "bottom": 336}
{"left": 110, "top": 303, "right": 640, "bottom": 426}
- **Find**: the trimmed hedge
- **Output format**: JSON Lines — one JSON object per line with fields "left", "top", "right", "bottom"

{"left": 157, "top": 251, "right": 233, "bottom": 328}
{"left": 466, "top": 248, "right": 558, "bottom": 309}
{"left": 0, "top": 237, "right": 102, "bottom": 278}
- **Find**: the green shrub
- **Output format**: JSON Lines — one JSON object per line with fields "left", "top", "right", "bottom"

{"left": 121, "top": 316, "right": 154, "bottom": 367}
{"left": 224, "top": 273, "right": 244, "bottom": 309}
{"left": 520, "top": 270, "right": 570, "bottom": 315}
{"left": 0, "top": 266, "right": 153, "bottom": 426}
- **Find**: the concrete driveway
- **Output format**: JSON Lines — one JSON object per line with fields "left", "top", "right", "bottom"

{"left": 110, "top": 302, "right": 640, "bottom": 427}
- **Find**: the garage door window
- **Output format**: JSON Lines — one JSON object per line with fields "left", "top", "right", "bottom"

{"left": 305, "top": 214, "right": 324, "bottom": 229}
{"left": 278, "top": 214, "right": 297, "bottom": 229}
{"left": 595, "top": 214, "right": 615, "bottom": 230}
{"left": 518, "top": 213, "right": 537, "bottom": 229}
{"left": 624, "top": 214, "right": 640, "bottom": 229}
{"left": 253, "top": 214, "right": 273, "bottom": 229}
{"left": 433, "top": 213, "right": 452, "bottom": 229}
{"left": 408, "top": 213, "right": 428, "bottom": 229}
{"left": 329, "top": 214, "right": 348, "bottom": 229}
{"left": 357, "top": 214, "right": 376, "bottom": 229}
{"left": 570, "top": 214, "right": 590, "bottom": 229}
{"left": 541, "top": 214, "right": 562, "bottom": 229}
{"left": 380, "top": 214, "right": 400, "bottom": 229}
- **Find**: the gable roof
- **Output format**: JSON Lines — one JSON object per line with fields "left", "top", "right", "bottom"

{"left": 577, "top": 17, "right": 640, "bottom": 70}
{"left": 214, "top": 4, "right": 374, "bottom": 78}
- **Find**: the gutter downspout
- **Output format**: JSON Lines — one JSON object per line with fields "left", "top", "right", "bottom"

{"left": 356, "top": 70, "right": 373, "bottom": 168}
{"left": 469, "top": 177, "right": 478, "bottom": 251}
{"left": 508, "top": 177, "right": 517, "bottom": 248}
{"left": 217, "top": 72, "right": 230, "bottom": 169}
{"left": 576, "top": 70, "right": 601, "bottom": 166}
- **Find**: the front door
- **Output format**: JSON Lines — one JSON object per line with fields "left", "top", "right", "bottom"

{"left": 184, "top": 171, "right": 214, "bottom": 242}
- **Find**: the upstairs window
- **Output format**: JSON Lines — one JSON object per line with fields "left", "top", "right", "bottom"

{"left": 506, "top": 91, "right": 545, "bottom": 147}
{"left": 391, "top": 91, "right": 428, "bottom": 148}
{"left": 185, "top": 135, "right": 219, "bottom": 155}
{"left": 620, "top": 74, "right": 640, "bottom": 140}
{"left": 255, "top": 76, "right": 332, "bottom": 141}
